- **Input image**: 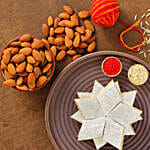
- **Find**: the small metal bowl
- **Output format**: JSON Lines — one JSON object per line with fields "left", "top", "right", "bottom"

{"left": 0, "top": 36, "right": 55, "bottom": 92}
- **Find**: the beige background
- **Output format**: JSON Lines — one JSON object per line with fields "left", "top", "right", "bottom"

{"left": 0, "top": 0, "right": 149, "bottom": 150}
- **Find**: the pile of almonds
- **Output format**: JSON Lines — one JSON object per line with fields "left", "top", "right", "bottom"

{"left": 0, "top": 34, "right": 54, "bottom": 91}
{"left": 41, "top": 5, "right": 96, "bottom": 61}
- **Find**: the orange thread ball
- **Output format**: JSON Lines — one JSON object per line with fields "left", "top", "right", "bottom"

{"left": 91, "top": 0, "right": 120, "bottom": 28}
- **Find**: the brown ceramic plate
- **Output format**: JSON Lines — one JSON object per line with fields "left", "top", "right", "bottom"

{"left": 45, "top": 51, "right": 150, "bottom": 150}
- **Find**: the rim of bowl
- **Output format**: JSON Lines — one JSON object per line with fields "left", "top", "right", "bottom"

{"left": 0, "top": 36, "right": 55, "bottom": 92}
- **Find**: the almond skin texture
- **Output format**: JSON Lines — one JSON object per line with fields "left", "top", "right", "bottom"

{"left": 27, "top": 56, "right": 36, "bottom": 64}
{"left": 67, "top": 50, "right": 77, "bottom": 56}
{"left": 57, "top": 45, "right": 67, "bottom": 51}
{"left": 78, "top": 11, "right": 90, "bottom": 19}
{"left": 63, "top": 5, "right": 74, "bottom": 15}
{"left": 11, "top": 48, "right": 19, "bottom": 55}
{"left": 77, "top": 48, "right": 85, "bottom": 54}
{"left": 19, "top": 48, "right": 32, "bottom": 56}
{"left": 55, "top": 37, "right": 64, "bottom": 46}
{"left": 75, "top": 32, "right": 80, "bottom": 36}
{"left": 42, "top": 39, "right": 50, "bottom": 48}
{"left": 31, "top": 39, "right": 44, "bottom": 49}
{"left": 65, "top": 36, "right": 72, "bottom": 48}
{"left": 42, "top": 24, "right": 49, "bottom": 39}
{"left": 73, "top": 36, "right": 80, "bottom": 48}
{"left": 63, "top": 20, "right": 74, "bottom": 28}
{"left": 34, "top": 67, "right": 42, "bottom": 79}
{"left": 56, "top": 34, "right": 65, "bottom": 38}
{"left": 3, "top": 79, "right": 16, "bottom": 87}
{"left": 18, "top": 72, "right": 28, "bottom": 77}
{"left": 16, "top": 85, "right": 28, "bottom": 91}
{"left": 46, "top": 69, "right": 52, "bottom": 77}
{"left": 43, "top": 63, "right": 52, "bottom": 73}
{"left": 58, "top": 20, "right": 66, "bottom": 27}
{"left": 54, "top": 27, "right": 65, "bottom": 34}
{"left": 26, "top": 63, "right": 33, "bottom": 72}
{"left": 40, "top": 50, "right": 45, "bottom": 65}
{"left": 59, "top": 12, "right": 70, "bottom": 19}
{"left": 48, "top": 16, "right": 54, "bottom": 27}
{"left": 48, "top": 37, "right": 55, "bottom": 45}
{"left": 51, "top": 46, "right": 57, "bottom": 57}
{"left": 65, "top": 27, "right": 74, "bottom": 39}
{"left": 1, "top": 60, "right": 7, "bottom": 70}
{"left": 27, "top": 73, "right": 36, "bottom": 89}
{"left": 45, "top": 50, "right": 52, "bottom": 62}
{"left": 3, "top": 50, "right": 11, "bottom": 64}
{"left": 36, "top": 76, "right": 47, "bottom": 88}
{"left": 84, "top": 20, "right": 95, "bottom": 32}
{"left": 87, "top": 41, "right": 96, "bottom": 52}
{"left": 49, "top": 27, "right": 55, "bottom": 36}
{"left": 54, "top": 17, "right": 61, "bottom": 28}
{"left": 79, "top": 42, "right": 88, "bottom": 48}
{"left": 17, "top": 76, "right": 23, "bottom": 86}
{"left": 72, "top": 54, "right": 82, "bottom": 61}
{"left": 16, "top": 61, "right": 26, "bottom": 73}
{"left": 56, "top": 51, "right": 66, "bottom": 61}
{"left": 81, "top": 29, "right": 92, "bottom": 42}
{"left": 10, "top": 41, "right": 21, "bottom": 47}
{"left": 87, "top": 36, "right": 96, "bottom": 43}
{"left": 32, "top": 50, "right": 42, "bottom": 61}
{"left": 21, "top": 42, "right": 31, "bottom": 48}
{"left": 4, "top": 70, "right": 14, "bottom": 79}
{"left": 33, "top": 61, "right": 40, "bottom": 67}
{"left": 19, "top": 34, "right": 32, "bottom": 42}
{"left": 75, "top": 26, "right": 85, "bottom": 34}
{"left": 8, "top": 63, "right": 16, "bottom": 75}
{"left": 71, "top": 13, "right": 79, "bottom": 26}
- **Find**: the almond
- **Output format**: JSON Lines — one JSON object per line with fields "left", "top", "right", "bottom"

{"left": 42, "top": 39, "right": 50, "bottom": 48}
{"left": 18, "top": 72, "right": 28, "bottom": 77}
{"left": 81, "top": 29, "right": 92, "bottom": 42}
{"left": 40, "top": 50, "right": 45, "bottom": 65}
{"left": 19, "top": 34, "right": 32, "bottom": 42}
{"left": 54, "top": 17, "right": 61, "bottom": 28}
{"left": 21, "top": 42, "right": 31, "bottom": 48}
{"left": 27, "top": 56, "right": 36, "bottom": 64}
{"left": 55, "top": 37, "right": 64, "bottom": 46}
{"left": 57, "top": 45, "right": 67, "bottom": 51}
{"left": 84, "top": 20, "right": 95, "bottom": 32}
{"left": 63, "top": 20, "right": 74, "bottom": 28}
{"left": 31, "top": 39, "right": 44, "bottom": 49}
{"left": 8, "top": 63, "right": 16, "bottom": 75}
{"left": 43, "top": 63, "right": 52, "bottom": 73}
{"left": 46, "top": 69, "right": 52, "bottom": 77}
{"left": 63, "top": 5, "right": 74, "bottom": 15}
{"left": 58, "top": 20, "right": 66, "bottom": 27}
{"left": 78, "top": 11, "right": 90, "bottom": 19}
{"left": 32, "top": 49, "right": 42, "bottom": 61}
{"left": 49, "top": 27, "right": 55, "bottom": 36}
{"left": 27, "top": 73, "right": 36, "bottom": 89}
{"left": 10, "top": 41, "right": 21, "bottom": 47}
{"left": 75, "top": 32, "right": 80, "bottom": 36}
{"left": 56, "top": 51, "right": 66, "bottom": 61}
{"left": 65, "top": 27, "right": 74, "bottom": 39}
{"left": 48, "top": 16, "right": 54, "bottom": 27}
{"left": 19, "top": 48, "right": 32, "bottom": 56}
{"left": 16, "top": 85, "right": 28, "bottom": 91}
{"left": 77, "top": 48, "right": 85, "bottom": 54}
{"left": 45, "top": 50, "right": 52, "bottom": 62}
{"left": 16, "top": 76, "right": 23, "bottom": 86}
{"left": 72, "top": 54, "right": 82, "bottom": 61}
{"left": 13, "top": 53, "right": 25, "bottom": 64}
{"left": 73, "top": 36, "right": 80, "bottom": 47}
{"left": 79, "top": 42, "right": 88, "bottom": 48}
{"left": 71, "top": 13, "right": 79, "bottom": 26}
{"left": 1, "top": 60, "right": 7, "bottom": 70}
{"left": 56, "top": 34, "right": 65, "bottom": 38}
{"left": 51, "top": 46, "right": 57, "bottom": 57}
{"left": 54, "top": 27, "right": 65, "bottom": 34}
{"left": 26, "top": 63, "right": 33, "bottom": 72}
{"left": 2, "top": 50, "right": 11, "bottom": 64}
{"left": 3, "top": 47, "right": 12, "bottom": 54}
{"left": 42, "top": 24, "right": 49, "bottom": 38}
{"left": 16, "top": 61, "right": 26, "bottom": 73}
{"left": 33, "top": 61, "right": 40, "bottom": 67}
{"left": 36, "top": 76, "right": 47, "bottom": 88}
{"left": 3, "top": 79, "right": 16, "bottom": 87}
{"left": 87, "top": 41, "right": 96, "bottom": 52}
{"left": 75, "top": 26, "right": 85, "bottom": 34}
{"left": 86, "top": 36, "right": 96, "bottom": 43}
{"left": 34, "top": 67, "right": 42, "bottom": 79}
{"left": 59, "top": 12, "right": 70, "bottom": 19}
{"left": 67, "top": 50, "right": 77, "bottom": 56}
{"left": 48, "top": 37, "right": 55, "bottom": 45}
{"left": 65, "top": 36, "right": 72, "bottom": 48}
{"left": 4, "top": 70, "right": 14, "bottom": 79}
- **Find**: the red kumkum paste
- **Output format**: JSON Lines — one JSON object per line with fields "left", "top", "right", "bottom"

{"left": 102, "top": 57, "right": 122, "bottom": 76}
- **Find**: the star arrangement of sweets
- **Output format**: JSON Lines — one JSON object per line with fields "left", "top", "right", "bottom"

{"left": 71, "top": 80, "right": 142, "bottom": 150}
